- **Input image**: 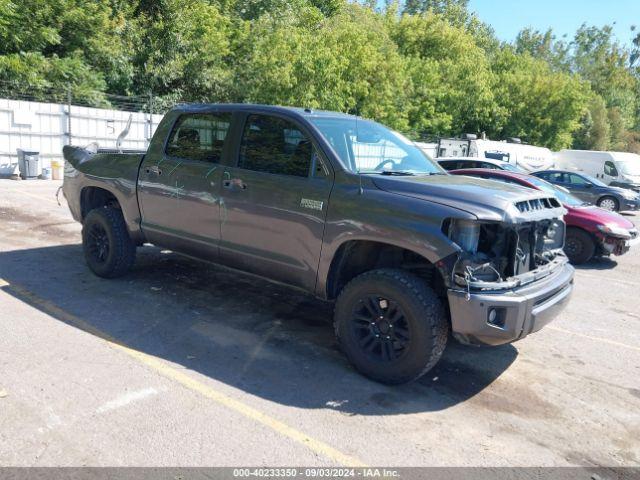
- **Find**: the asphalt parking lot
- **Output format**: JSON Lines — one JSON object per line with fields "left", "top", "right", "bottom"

{"left": 1, "top": 179, "right": 639, "bottom": 468}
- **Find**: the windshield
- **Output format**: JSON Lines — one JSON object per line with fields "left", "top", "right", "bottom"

{"left": 501, "top": 163, "right": 526, "bottom": 173}
{"left": 528, "top": 177, "right": 584, "bottom": 207}
{"left": 309, "top": 117, "right": 444, "bottom": 175}
{"left": 582, "top": 174, "right": 607, "bottom": 187}
{"left": 618, "top": 161, "right": 640, "bottom": 176}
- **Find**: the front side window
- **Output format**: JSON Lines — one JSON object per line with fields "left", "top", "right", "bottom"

{"left": 239, "top": 114, "right": 313, "bottom": 177}
{"left": 458, "top": 160, "right": 478, "bottom": 169}
{"left": 604, "top": 161, "right": 619, "bottom": 177}
{"left": 568, "top": 173, "right": 591, "bottom": 186}
{"left": 166, "top": 113, "right": 231, "bottom": 162}
{"left": 480, "top": 162, "right": 500, "bottom": 170}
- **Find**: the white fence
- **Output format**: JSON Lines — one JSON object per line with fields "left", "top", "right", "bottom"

{"left": 0, "top": 98, "right": 164, "bottom": 176}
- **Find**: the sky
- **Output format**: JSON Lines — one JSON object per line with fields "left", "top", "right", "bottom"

{"left": 468, "top": 0, "right": 639, "bottom": 47}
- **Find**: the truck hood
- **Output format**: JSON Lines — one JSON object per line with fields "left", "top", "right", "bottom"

{"left": 372, "top": 174, "right": 566, "bottom": 223}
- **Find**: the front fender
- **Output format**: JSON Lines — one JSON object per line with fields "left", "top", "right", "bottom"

{"left": 315, "top": 180, "right": 470, "bottom": 298}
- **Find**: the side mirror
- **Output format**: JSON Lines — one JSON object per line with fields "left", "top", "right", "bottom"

{"left": 585, "top": 183, "right": 593, "bottom": 188}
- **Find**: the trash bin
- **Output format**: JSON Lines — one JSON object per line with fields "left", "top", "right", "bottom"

{"left": 51, "top": 160, "right": 64, "bottom": 180}
{"left": 17, "top": 149, "right": 40, "bottom": 180}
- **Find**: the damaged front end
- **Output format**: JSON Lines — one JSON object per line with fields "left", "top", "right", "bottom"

{"left": 444, "top": 196, "right": 568, "bottom": 294}
{"left": 443, "top": 195, "right": 574, "bottom": 346}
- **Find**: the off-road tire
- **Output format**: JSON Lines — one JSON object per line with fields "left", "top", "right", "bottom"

{"left": 597, "top": 196, "right": 619, "bottom": 212}
{"left": 564, "top": 227, "right": 596, "bottom": 265}
{"left": 334, "top": 268, "right": 448, "bottom": 384}
{"left": 82, "top": 207, "right": 136, "bottom": 278}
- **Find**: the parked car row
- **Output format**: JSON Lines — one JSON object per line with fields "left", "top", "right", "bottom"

{"left": 447, "top": 168, "right": 639, "bottom": 264}
{"left": 420, "top": 136, "right": 640, "bottom": 198}
{"left": 532, "top": 170, "right": 640, "bottom": 212}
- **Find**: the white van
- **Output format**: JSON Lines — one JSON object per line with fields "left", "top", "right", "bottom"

{"left": 414, "top": 141, "right": 438, "bottom": 159}
{"left": 434, "top": 136, "right": 554, "bottom": 172}
{"left": 554, "top": 150, "right": 640, "bottom": 192}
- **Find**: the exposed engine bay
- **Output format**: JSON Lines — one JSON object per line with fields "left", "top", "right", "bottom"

{"left": 445, "top": 199, "right": 567, "bottom": 292}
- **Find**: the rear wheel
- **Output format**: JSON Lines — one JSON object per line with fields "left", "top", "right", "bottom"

{"left": 564, "top": 228, "right": 596, "bottom": 264}
{"left": 334, "top": 269, "right": 448, "bottom": 384}
{"left": 597, "top": 196, "right": 619, "bottom": 212}
{"left": 82, "top": 207, "right": 136, "bottom": 278}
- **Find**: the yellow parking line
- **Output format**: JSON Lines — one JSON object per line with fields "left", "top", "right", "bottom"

{"left": 547, "top": 325, "right": 640, "bottom": 353}
{"left": 0, "top": 278, "right": 367, "bottom": 468}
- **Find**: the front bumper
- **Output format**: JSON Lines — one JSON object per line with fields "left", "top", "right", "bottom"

{"left": 599, "top": 228, "right": 640, "bottom": 256}
{"left": 447, "top": 261, "right": 574, "bottom": 346}
{"left": 621, "top": 198, "right": 640, "bottom": 211}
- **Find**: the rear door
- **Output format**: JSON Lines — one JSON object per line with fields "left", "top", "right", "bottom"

{"left": 219, "top": 112, "right": 333, "bottom": 291}
{"left": 137, "top": 112, "right": 232, "bottom": 260}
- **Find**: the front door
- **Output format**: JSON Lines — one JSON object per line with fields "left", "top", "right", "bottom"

{"left": 219, "top": 113, "right": 333, "bottom": 291}
{"left": 565, "top": 173, "right": 597, "bottom": 203}
{"left": 137, "top": 112, "right": 232, "bottom": 260}
{"left": 603, "top": 160, "right": 620, "bottom": 185}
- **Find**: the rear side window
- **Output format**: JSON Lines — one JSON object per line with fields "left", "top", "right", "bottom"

{"left": 540, "top": 172, "right": 564, "bottom": 183}
{"left": 166, "top": 113, "right": 231, "bottom": 162}
{"left": 239, "top": 114, "right": 313, "bottom": 177}
{"left": 439, "top": 161, "right": 457, "bottom": 171}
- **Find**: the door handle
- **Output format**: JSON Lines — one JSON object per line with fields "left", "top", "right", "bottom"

{"left": 223, "top": 179, "right": 247, "bottom": 190}
{"left": 146, "top": 165, "right": 162, "bottom": 175}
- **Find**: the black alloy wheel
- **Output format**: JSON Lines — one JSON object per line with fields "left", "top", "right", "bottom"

{"left": 351, "top": 295, "right": 411, "bottom": 362}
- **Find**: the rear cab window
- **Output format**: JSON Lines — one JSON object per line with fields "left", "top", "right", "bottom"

{"left": 166, "top": 113, "right": 232, "bottom": 162}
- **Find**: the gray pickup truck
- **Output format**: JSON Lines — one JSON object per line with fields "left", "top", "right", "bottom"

{"left": 62, "top": 104, "right": 574, "bottom": 384}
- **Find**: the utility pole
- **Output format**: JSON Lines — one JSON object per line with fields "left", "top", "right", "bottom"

{"left": 148, "top": 92, "right": 154, "bottom": 148}
{"left": 66, "top": 89, "right": 72, "bottom": 146}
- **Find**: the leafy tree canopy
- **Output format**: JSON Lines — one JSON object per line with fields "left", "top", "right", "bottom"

{"left": 0, "top": 0, "right": 638, "bottom": 151}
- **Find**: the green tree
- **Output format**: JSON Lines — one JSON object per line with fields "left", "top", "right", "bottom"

{"left": 570, "top": 25, "right": 638, "bottom": 133}
{"left": 130, "top": 0, "right": 232, "bottom": 102}
{"left": 234, "top": 4, "right": 410, "bottom": 130}
{"left": 514, "top": 27, "right": 570, "bottom": 71}
{"left": 392, "top": 12, "right": 501, "bottom": 137}
{"left": 573, "top": 95, "right": 611, "bottom": 150}
{"left": 491, "top": 48, "right": 589, "bottom": 149}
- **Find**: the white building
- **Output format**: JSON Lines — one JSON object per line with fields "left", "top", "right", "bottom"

{"left": 0, "top": 98, "right": 163, "bottom": 176}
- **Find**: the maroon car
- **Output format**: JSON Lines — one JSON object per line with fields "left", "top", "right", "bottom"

{"left": 451, "top": 169, "right": 639, "bottom": 264}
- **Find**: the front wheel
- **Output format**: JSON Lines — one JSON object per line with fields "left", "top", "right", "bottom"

{"left": 597, "top": 196, "right": 619, "bottom": 212}
{"left": 334, "top": 269, "right": 448, "bottom": 384}
{"left": 564, "top": 228, "right": 596, "bottom": 264}
{"left": 82, "top": 207, "right": 136, "bottom": 278}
